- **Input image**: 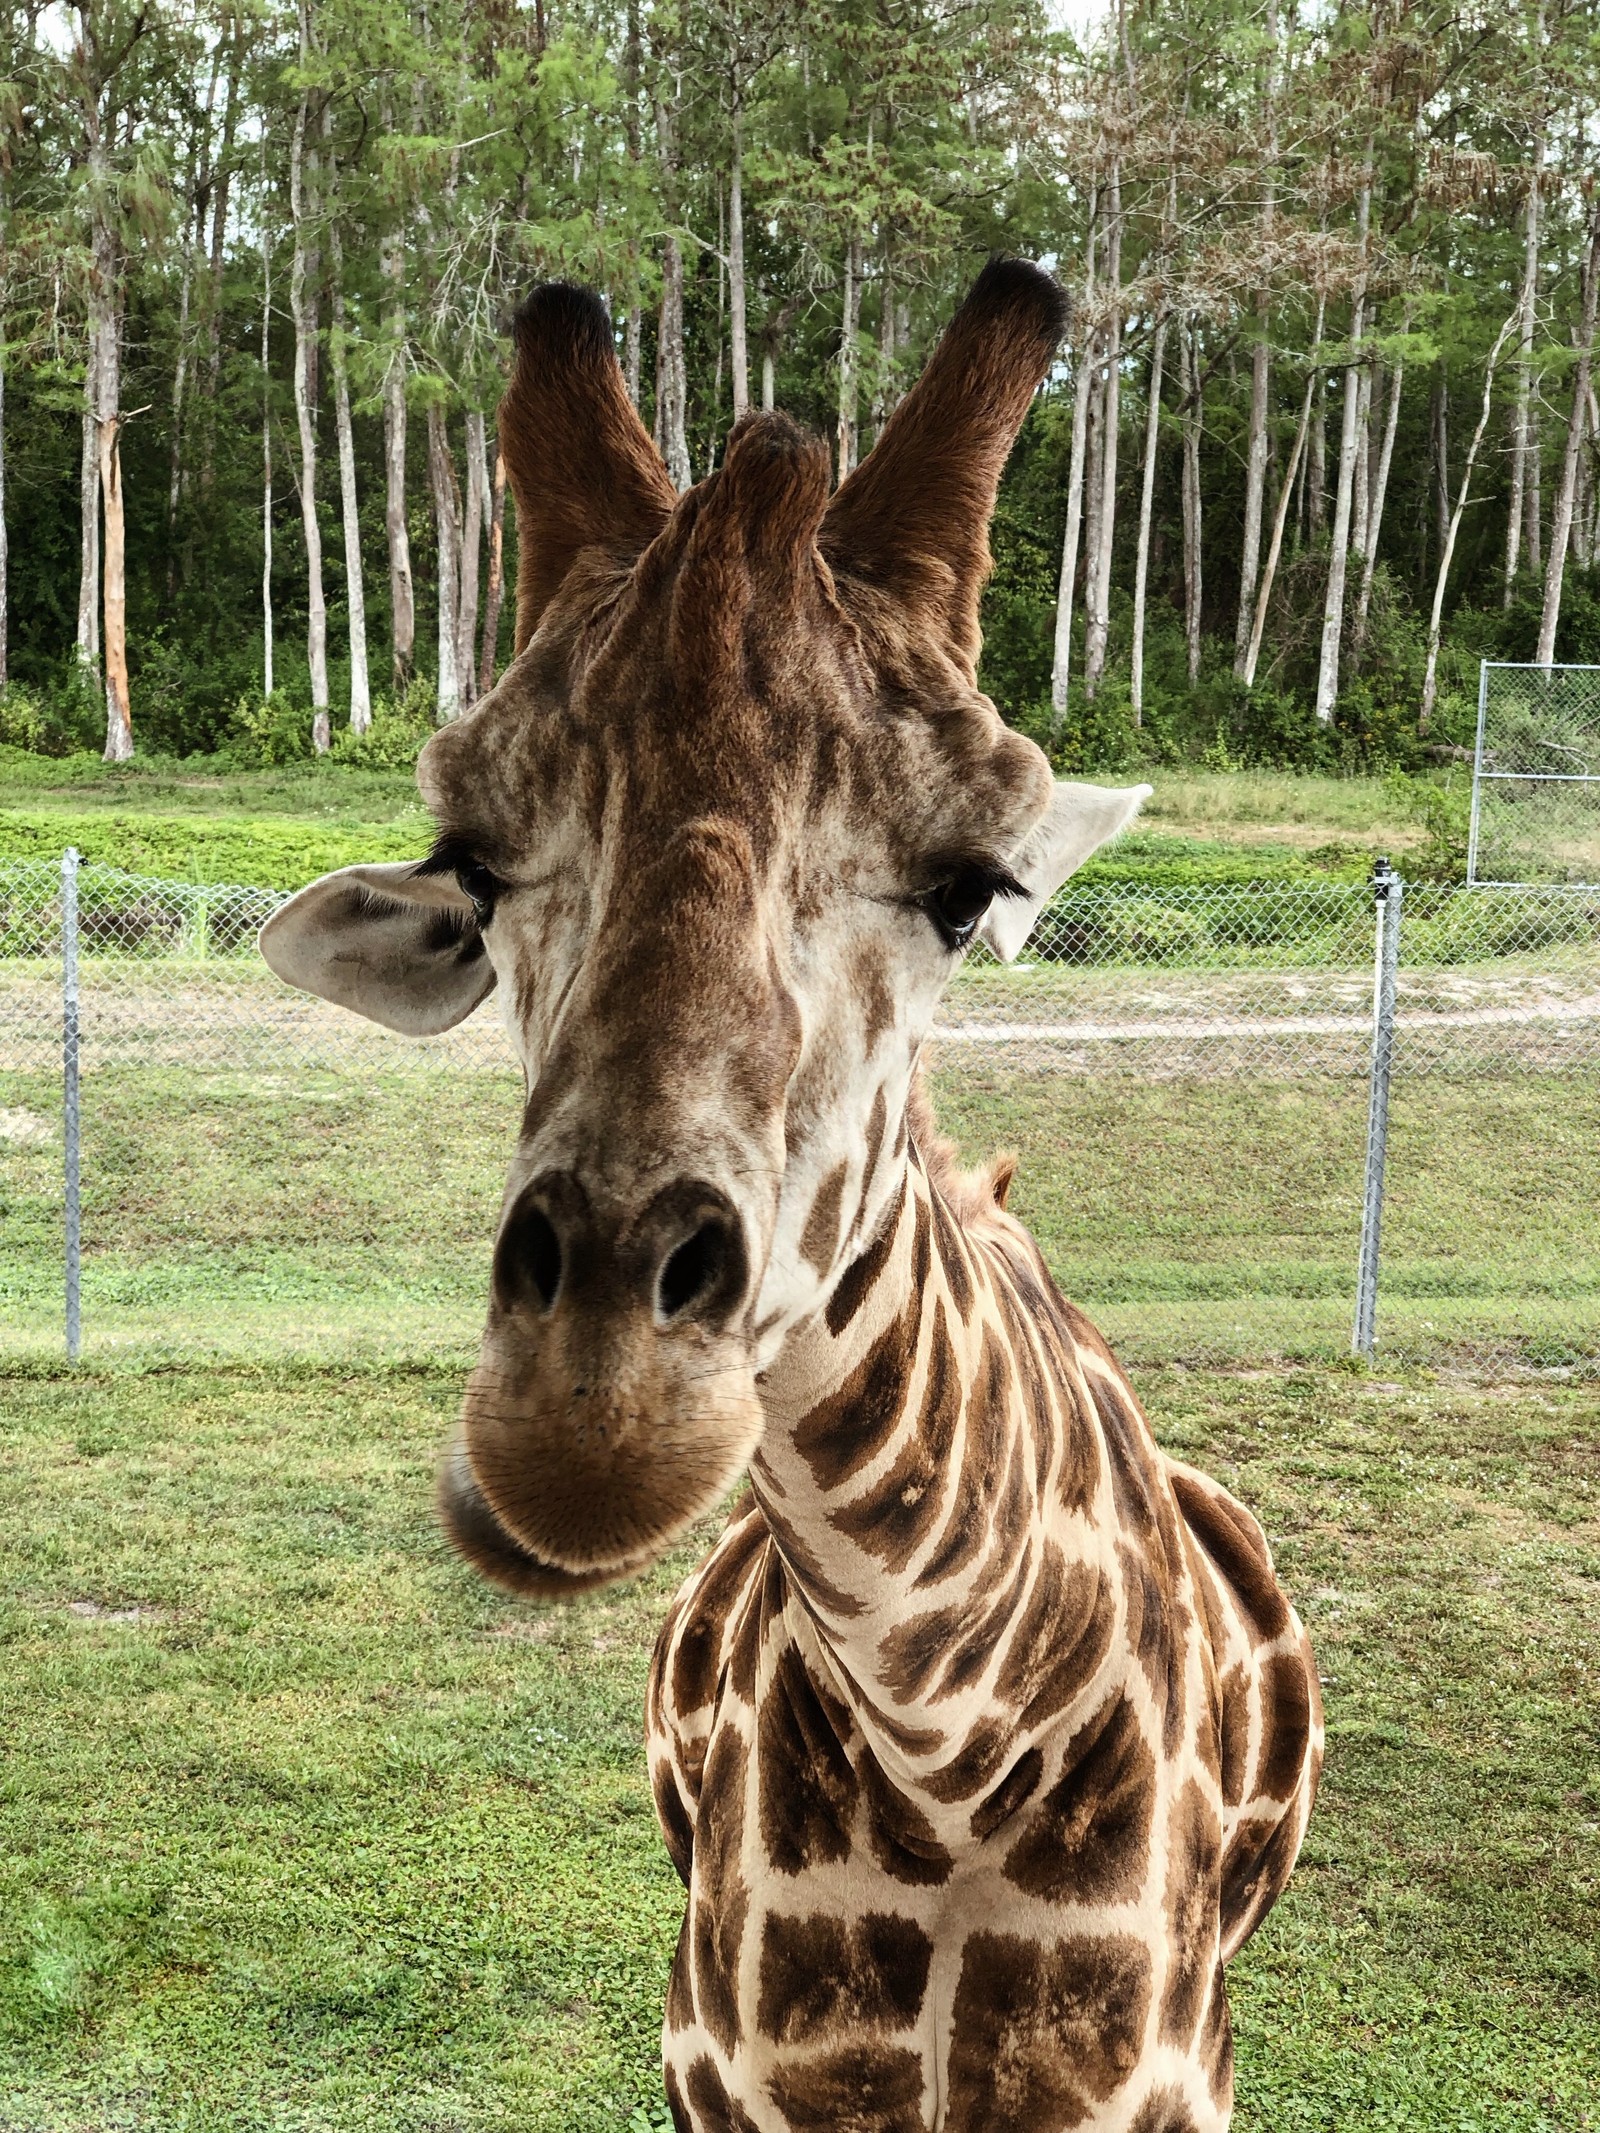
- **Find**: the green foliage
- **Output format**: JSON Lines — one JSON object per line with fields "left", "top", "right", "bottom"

{"left": 0, "top": 671, "right": 102, "bottom": 760}
{"left": 328, "top": 680, "right": 440, "bottom": 768}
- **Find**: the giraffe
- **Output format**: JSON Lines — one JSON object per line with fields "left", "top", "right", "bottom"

{"left": 260, "top": 260, "right": 1322, "bottom": 2133}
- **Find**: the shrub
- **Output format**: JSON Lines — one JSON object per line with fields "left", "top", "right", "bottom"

{"left": 329, "top": 680, "right": 439, "bottom": 768}
{"left": 0, "top": 668, "right": 102, "bottom": 758}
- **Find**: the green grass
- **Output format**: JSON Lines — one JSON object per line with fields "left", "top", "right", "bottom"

{"left": 4, "top": 1065, "right": 1595, "bottom": 1369}
{"left": 0, "top": 1358, "right": 1593, "bottom": 2129}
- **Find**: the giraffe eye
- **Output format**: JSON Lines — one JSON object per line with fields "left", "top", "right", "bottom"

{"left": 455, "top": 860, "right": 501, "bottom": 922}
{"left": 923, "top": 870, "right": 996, "bottom": 949}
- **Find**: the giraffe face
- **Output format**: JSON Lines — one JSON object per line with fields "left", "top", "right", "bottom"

{"left": 260, "top": 268, "right": 1147, "bottom": 1595}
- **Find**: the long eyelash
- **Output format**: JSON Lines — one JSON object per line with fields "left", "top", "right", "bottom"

{"left": 922, "top": 858, "right": 1028, "bottom": 901}
{"left": 416, "top": 831, "right": 482, "bottom": 880}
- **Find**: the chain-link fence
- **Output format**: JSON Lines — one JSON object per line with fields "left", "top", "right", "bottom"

{"left": 3, "top": 851, "right": 1597, "bottom": 1373}
{"left": 1469, "top": 659, "right": 1600, "bottom": 885}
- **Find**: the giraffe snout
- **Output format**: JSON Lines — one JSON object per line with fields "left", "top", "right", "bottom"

{"left": 492, "top": 1171, "right": 752, "bottom": 1335}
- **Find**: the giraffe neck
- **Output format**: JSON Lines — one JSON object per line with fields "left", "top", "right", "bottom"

{"left": 752, "top": 1141, "right": 1128, "bottom": 1815}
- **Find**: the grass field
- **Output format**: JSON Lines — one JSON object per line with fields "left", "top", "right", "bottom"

{"left": 0, "top": 1356, "right": 1594, "bottom": 2131}
{"left": 4, "top": 1063, "right": 1596, "bottom": 1369}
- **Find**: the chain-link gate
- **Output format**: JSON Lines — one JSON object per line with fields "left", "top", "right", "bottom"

{"left": 2, "top": 850, "right": 1597, "bottom": 1372}
{"left": 1469, "top": 659, "right": 1600, "bottom": 885}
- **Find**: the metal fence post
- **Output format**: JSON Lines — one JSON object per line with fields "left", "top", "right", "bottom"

{"left": 62, "top": 847, "right": 82, "bottom": 1363}
{"left": 1353, "top": 856, "right": 1403, "bottom": 1361}
{"left": 1466, "top": 659, "right": 1490, "bottom": 885}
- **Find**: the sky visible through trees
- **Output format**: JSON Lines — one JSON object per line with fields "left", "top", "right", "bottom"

{"left": 3, "top": 0, "right": 1599, "bottom": 770}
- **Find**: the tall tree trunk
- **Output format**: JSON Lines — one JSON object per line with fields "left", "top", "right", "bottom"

{"left": 379, "top": 178, "right": 414, "bottom": 688}
{"left": 1234, "top": 0, "right": 1279, "bottom": 675}
{"left": 261, "top": 211, "right": 273, "bottom": 699}
{"left": 0, "top": 198, "right": 8, "bottom": 690}
{"left": 289, "top": 30, "right": 329, "bottom": 751}
{"left": 1350, "top": 348, "right": 1374, "bottom": 562}
{"left": 479, "top": 436, "right": 507, "bottom": 696}
{"left": 328, "top": 216, "right": 370, "bottom": 733}
{"left": 727, "top": 86, "right": 748, "bottom": 420}
{"left": 1307, "top": 367, "right": 1326, "bottom": 535}
{"left": 166, "top": 216, "right": 196, "bottom": 586}
{"left": 1422, "top": 310, "right": 1519, "bottom": 729}
{"left": 458, "top": 409, "right": 486, "bottom": 713}
{"left": 1505, "top": 110, "right": 1544, "bottom": 603}
{"left": 78, "top": 339, "right": 101, "bottom": 673}
{"left": 428, "top": 401, "right": 463, "bottom": 721}
{"left": 1180, "top": 315, "right": 1204, "bottom": 684}
{"left": 1429, "top": 361, "right": 1450, "bottom": 584}
{"left": 872, "top": 237, "right": 897, "bottom": 446}
{"left": 837, "top": 232, "right": 862, "bottom": 478}
{"left": 1233, "top": 304, "right": 1272, "bottom": 676}
{"left": 623, "top": 1, "right": 644, "bottom": 408}
{"left": 1313, "top": 177, "right": 1371, "bottom": 724}
{"left": 653, "top": 75, "right": 691, "bottom": 490}
{"left": 1049, "top": 195, "right": 1098, "bottom": 728}
{"left": 90, "top": 134, "right": 130, "bottom": 761}
{"left": 1536, "top": 203, "right": 1600, "bottom": 667}
{"left": 1244, "top": 364, "right": 1317, "bottom": 690}
{"left": 1083, "top": 161, "right": 1121, "bottom": 701}
{"left": 1129, "top": 315, "right": 1167, "bottom": 727}
{"left": 199, "top": 25, "right": 241, "bottom": 492}
{"left": 1352, "top": 353, "right": 1405, "bottom": 661}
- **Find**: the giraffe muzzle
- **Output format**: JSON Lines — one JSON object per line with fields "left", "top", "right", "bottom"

{"left": 440, "top": 1170, "right": 766, "bottom": 1588}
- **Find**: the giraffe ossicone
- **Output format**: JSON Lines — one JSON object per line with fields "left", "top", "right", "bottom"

{"left": 261, "top": 259, "right": 1321, "bottom": 2131}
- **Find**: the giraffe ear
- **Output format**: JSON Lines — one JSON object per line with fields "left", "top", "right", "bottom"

{"left": 259, "top": 864, "right": 496, "bottom": 1035}
{"left": 980, "top": 782, "right": 1152, "bottom": 963}
{"left": 821, "top": 258, "right": 1069, "bottom": 678}
{"left": 499, "top": 283, "right": 678, "bottom": 651}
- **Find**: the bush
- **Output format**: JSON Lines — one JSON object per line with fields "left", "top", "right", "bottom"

{"left": 0, "top": 667, "right": 102, "bottom": 758}
{"left": 329, "top": 680, "right": 439, "bottom": 768}
{"left": 226, "top": 691, "right": 319, "bottom": 766}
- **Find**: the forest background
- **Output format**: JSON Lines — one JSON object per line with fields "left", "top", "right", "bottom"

{"left": 3, "top": 0, "right": 1600, "bottom": 783}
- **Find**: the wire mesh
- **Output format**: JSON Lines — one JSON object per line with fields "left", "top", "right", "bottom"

{"left": 1471, "top": 661, "right": 1600, "bottom": 885}
{"left": 1, "top": 857, "right": 1595, "bottom": 1374}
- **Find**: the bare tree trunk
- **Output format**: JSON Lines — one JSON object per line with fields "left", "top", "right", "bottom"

{"left": 1314, "top": 177, "right": 1371, "bottom": 723}
{"left": 1430, "top": 362, "right": 1450, "bottom": 578}
{"left": 261, "top": 211, "right": 273, "bottom": 699}
{"left": 1180, "top": 315, "right": 1204, "bottom": 684}
{"left": 458, "top": 409, "right": 486, "bottom": 713}
{"left": 837, "top": 232, "right": 862, "bottom": 478}
{"left": 1505, "top": 111, "right": 1544, "bottom": 603}
{"left": 727, "top": 87, "right": 748, "bottom": 420}
{"left": 1083, "top": 162, "right": 1121, "bottom": 701}
{"left": 1245, "top": 366, "right": 1316, "bottom": 690}
{"left": 479, "top": 435, "right": 507, "bottom": 695}
{"left": 1129, "top": 314, "right": 1166, "bottom": 727}
{"left": 380, "top": 212, "right": 414, "bottom": 688}
{"left": 78, "top": 344, "right": 101, "bottom": 673}
{"left": 1233, "top": 306, "right": 1272, "bottom": 676}
{"left": 1422, "top": 310, "right": 1519, "bottom": 729}
{"left": 166, "top": 220, "right": 196, "bottom": 577}
{"left": 199, "top": 28, "right": 240, "bottom": 492}
{"left": 428, "top": 401, "right": 462, "bottom": 720}
{"left": 1307, "top": 367, "right": 1326, "bottom": 535}
{"left": 1536, "top": 204, "right": 1600, "bottom": 667}
{"left": 1353, "top": 354, "right": 1404, "bottom": 659}
{"left": 1350, "top": 349, "right": 1374, "bottom": 562}
{"left": 1049, "top": 196, "right": 1098, "bottom": 728}
{"left": 0, "top": 229, "right": 7, "bottom": 688}
{"left": 653, "top": 76, "right": 691, "bottom": 490}
{"left": 328, "top": 216, "right": 370, "bottom": 733}
{"left": 289, "top": 31, "right": 329, "bottom": 751}
{"left": 873, "top": 240, "right": 897, "bottom": 446}
{"left": 90, "top": 141, "right": 131, "bottom": 760}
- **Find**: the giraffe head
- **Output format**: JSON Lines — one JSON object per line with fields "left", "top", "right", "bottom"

{"left": 261, "top": 262, "right": 1147, "bottom": 1598}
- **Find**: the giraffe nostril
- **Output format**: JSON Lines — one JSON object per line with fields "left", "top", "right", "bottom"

{"left": 500, "top": 1200, "right": 563, "bottom": 1311}
{"left": 658, "top": 1221, "right": 729, "bottom": 1322}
